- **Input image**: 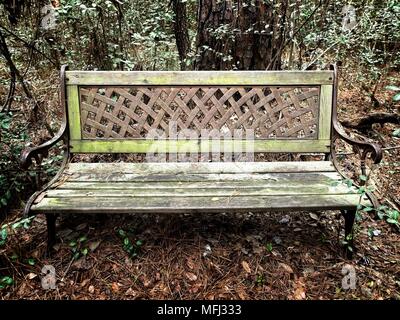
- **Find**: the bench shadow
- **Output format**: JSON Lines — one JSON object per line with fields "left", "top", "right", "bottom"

{"left": 55, "top": 210, "right": 344, "bottom": 258}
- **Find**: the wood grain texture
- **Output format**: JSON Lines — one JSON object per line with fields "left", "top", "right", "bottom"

{"left": 57, "top": 180, "right": 343, "bottom": 190}
{"left": 46, "top": 183, "right": 358, "bottom": 197}
{"left": 65, "top": 172, "right": 342, "bottom": 182}
{"left": 66, "top": 70, "right": 334, "bottom": 85}
{"left": 65, "top": 161, "right": 335, "bottom": 174}
{"left": 319, "top": 85, "right": 333, "bottom": 140}
{"left": 70, "top": 139, "right": 331, "bottom": 153}
{"left": 79, "top": 86, "right": 320, "bottom": 140}
{"left": 31, "top": 194, "right": 367, "bottom": 213}
{"left": 67, "top": 85, "right": 82, "bottom": 140}
{"left": 30, "top": 160, "right": 366, "bottom": 213}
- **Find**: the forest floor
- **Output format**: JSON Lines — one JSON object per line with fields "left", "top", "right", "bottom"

{"left": 0, "top": 72, "right": 399, "bottom": 300}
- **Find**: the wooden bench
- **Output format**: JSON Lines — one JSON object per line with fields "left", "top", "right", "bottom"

{"left": 21, "top": 65, "right": 382, "bottom": 256}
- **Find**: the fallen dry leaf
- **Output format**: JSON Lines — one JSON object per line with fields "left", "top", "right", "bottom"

{"left": 279, "top": 263, "right": 294, "bottom": 273}
{"left": 242, "top": 261, "right": 251, "bottom": 273}
{"left": 72, "top": 256, "right": 93, "bottom": 270}
{"left": 27, "top": 273, "right": 37, "bottom": 280}
{"left": 111, "top": 282, "right": 120, "bottom": 293}
{"left": 186, "top": 272, "right": 198, "bottom": 282}
{"left": 80, "top": 279, "right": 90, "bottom": 287}
{"left": 189, "top": 282, "right": 202, "bottom": 294}
{"left": 294, "top": 287, "right": 306, "bottom": 300}
{"left": 75, "top": 223, "right": 87, "bottom": 231}
{"left": 89, "top": 240, "right": 101, "bottom": 252}
{"left": 125, "top": 288, "right": 136, "bottom": 296}
{"left": 142, "top": 277, "right": 152, "bottom": 287}
{"left": 293, "top": 278, "right": 306, "bottom": 300}
{"left": 236, "top": 289, "right": 248, "bottom": 300}
{"left": 186, "top": 258, "right": 195, "bottom": 270}
{"left": 88, "top": 285, "right": 95, "bottom": 294}
{"left": 309, "top": 213, "right": 319, "bottom": 220}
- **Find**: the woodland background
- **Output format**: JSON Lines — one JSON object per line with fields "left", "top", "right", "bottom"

{"left": 0, "top": 0, "right": 399, "bottom": 299}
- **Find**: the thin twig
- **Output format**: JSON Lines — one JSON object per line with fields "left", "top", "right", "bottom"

{"left": 0, "top": 24, "right": 58, "bottom": 67}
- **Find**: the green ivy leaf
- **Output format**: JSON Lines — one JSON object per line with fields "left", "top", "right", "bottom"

{"left": 124, "top": 238, "right": 130, "bottom": 246}
{"left": 1, "top": 276, "right": 13, "bottom": 286}
{"left": 363, "top": 206, "right": 374, "bottom": 212}
{"left": 69, "top": 240, "right": 77, "bottom": 247}
{"left": 344, "top": 179, "right": 353, "bottom": 187}
{"left": 118, "top": 229, "right": 126, "bottom": 237}
{"left": 358, "top": 186, "right": 366, "bottom": 194}
{"left": 377, "top": 211, "right": 385, "bottom": 220}
{"left": 1, "top": 228, "right": 7, "bottom": 241}
{"left": 393, "top": 129, "right": 400, "bottom": 137}
{"left": 394, "top": 92, "right": 400, "bottom": 102}
{"left": 385, "top": 85, "right": 400, "bottom": 91}
{"left": 387, "top": 218, "right": 399, "bottom": 225}
{"left": 27, "top": 258, "right": 36, "bottom": 266}
{"left": 389, "top": 210, "right": 399, "bottom": 220}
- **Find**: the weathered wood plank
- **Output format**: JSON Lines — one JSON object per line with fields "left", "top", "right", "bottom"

{"left": 67, "top": 85, "right": 82, "bottom": 140}
{"left": 65, "top": 172, "right": 342, "bottom": 182}
{"left": 66, "top": 70, "right": 334, "bottom": 86}
{"left": 57, "top": 179, "right": 345, "bottom": 190}
{"left": 319, "top": 85, "right": 333, "bottom": 140}
{"left": 66, "top": 161, "right": 335, "bottom": 175}
{"left": 70, "top": 139, "right": 331, "bottom": 153}
{"left": 45, "top": 182, "right": 358, "bottom": 197}
{"left": 31, "top": 194, "right": 368, "bottom": 213}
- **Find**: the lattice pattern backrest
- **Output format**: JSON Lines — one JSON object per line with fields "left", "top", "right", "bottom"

{"left": 79, "top": 86, "right": 320, "bottom": 140}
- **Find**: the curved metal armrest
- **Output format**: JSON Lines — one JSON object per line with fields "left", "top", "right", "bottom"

{"left": 332, "top": 123, "right": 382, "bottom": 208}
{"left": 20, "top": 128, "right": 67, "bottom": 169}
{"left": 330, "top": 63, "right": 382, "bottom": 165}
{"left": 333, "top": 123, "right": 383, "bottom": 164}
{"left": 20, "top": 64, "right": 69, "bottom": 169}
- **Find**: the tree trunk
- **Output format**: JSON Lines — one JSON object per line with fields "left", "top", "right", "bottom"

{"left": 3, "top": 0, "right": 25, "bottom": 25}
{"left": 172, "top": 0, "right": 191, "bottom": 70}
{"left": 195, "top": 0, "right": 288, "bottom": 70}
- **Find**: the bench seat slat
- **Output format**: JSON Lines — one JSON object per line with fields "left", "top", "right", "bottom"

{"left": 65, "top": 172, "right": 341, "bottom": 182}
{"left": 32, "top": 194, "right": 368, "bottom": 213}
{"left": 66, "top": 161, "right": 335, "bottom": 174}
{"left": 45, "top": 182, "right": 357, "bottom": 197}
{"left": 30, "top": 161, "right": 367, "bottom": 213}
{"left": 55, "top": 180, "right": 351, "bottom": 191}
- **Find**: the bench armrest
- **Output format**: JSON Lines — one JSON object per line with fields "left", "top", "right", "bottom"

{"left": 330, "top": 63, "right": 382, "bottom": 166}
{"left": 332, "top": 122, "right": 382, "bottom": 209}
{"left": 20, "top": 64, "right": 69, "bottom": 169}
{"left": 329, "top": 63, "right": 382, "bottom": 209}
{"left": 333, "top": 122, "right": 383, "bottom": 164}
{"left": 20, "top": 126, "right": 67, "bottom": 169}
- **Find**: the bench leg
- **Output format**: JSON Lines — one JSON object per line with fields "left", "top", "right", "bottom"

{"left": 46, "top": 213, "right": 57, "bottom": 254}
{"left": 342, "top": 210, "right": 356, "bottom": 259}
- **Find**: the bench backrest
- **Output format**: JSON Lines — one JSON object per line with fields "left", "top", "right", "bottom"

{"left": 64, "top": 70, "right": 335, "bottom": 154}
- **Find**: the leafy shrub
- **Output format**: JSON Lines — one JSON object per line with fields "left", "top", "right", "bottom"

{"left": 0, "top": 112, "right": 30, "bottom": 210}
